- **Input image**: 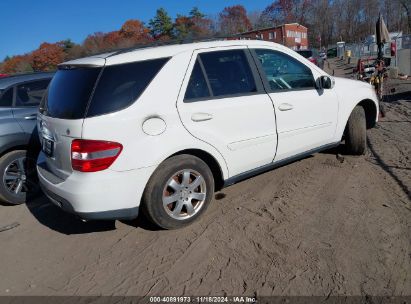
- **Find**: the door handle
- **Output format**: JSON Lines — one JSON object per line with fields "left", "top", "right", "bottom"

{"left": 24, "top": 114, "right": 37, "bottom": 120}
{"left": 191, "top": 113, "right": 213, "bottom": 122}
{"left": 278, "top": 103, "right": 294, "bottom": 111}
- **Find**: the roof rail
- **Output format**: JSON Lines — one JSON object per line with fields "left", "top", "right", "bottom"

{"left": 106, "top": 35, "right": 241, "bottom": 57}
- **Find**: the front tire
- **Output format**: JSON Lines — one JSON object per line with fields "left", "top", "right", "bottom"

{"left": 345, "top": 106, "right": 367, "bottom": 155}
{"left": 142, "top": 155, "right": 214, "bottom": 230}
{"left": 0, "top": 150, "right": 40, "bottom": 205}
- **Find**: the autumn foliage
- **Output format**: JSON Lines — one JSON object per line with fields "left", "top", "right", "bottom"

{"left": 0, "top": 4, "right": 244, "bottom": 74}
{"left": 1, "top": 54, "right": 34, "bottom": 74}
{"left": 2, "top": 1, "right": 408, "bottom": 74}
{"left": 31, "top": 42, "right": 66, "bottom": 71}
{"left": 219, "top": 5, "right": 252, "bottom": 35}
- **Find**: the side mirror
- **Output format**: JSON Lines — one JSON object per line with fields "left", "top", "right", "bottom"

{"left": 318, "top": 75, "right": 334, "bottom": 89}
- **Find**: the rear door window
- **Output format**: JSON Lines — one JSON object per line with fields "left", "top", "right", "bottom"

{"left": 184, "top": 60, "right": 211, "bottom": 101}
{"left": 0, "top": 88, "right": 13, "bottom": 107}
{"left": 199, "top": 50, "right": 257, "bottom": 97}
{"left": 87, "top": 58, "right": 169, "bottom": 117}
{"left": 16, "top": 79, "right": 51, "bottom": 107}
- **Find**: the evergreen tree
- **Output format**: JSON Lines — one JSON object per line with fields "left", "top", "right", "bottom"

{"left": 189, "top": 7, "right": 205, "bottom": 19}
{"left": 149, "top": 8, "right": 174, "bottom": 38}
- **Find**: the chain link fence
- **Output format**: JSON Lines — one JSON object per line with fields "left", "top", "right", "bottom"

{"left": 328, "top": 34, "right": 411, "bottom": 74}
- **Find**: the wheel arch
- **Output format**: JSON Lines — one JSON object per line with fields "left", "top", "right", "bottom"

{"left": 0, "top": 132, "right": 39, "bottom": 159}
{"left": 0, "top": 145, "right": 28, "bottom": 158}
{"left": 357, "top": 99, "right": 378, "bottom": 129}
{"left": 168, "top": 149, "right": 225, "bottom": 191}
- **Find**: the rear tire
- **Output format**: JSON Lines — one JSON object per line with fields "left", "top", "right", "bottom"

{"left": 345, "top": 106, "right": 367, "bottom": 155}
{"left": 0, "top": 150, "right": 40, "bottom": 205}
{"left": 142, "top": 155, "right": 214, "bottom": 230}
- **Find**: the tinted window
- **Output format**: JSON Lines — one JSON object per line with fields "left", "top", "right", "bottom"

{"left": 42, "top": 68, "right": 102, "bottom": 119}
{"left": 87, "top": 58, "right": 169, "bottom": 117}
{"left": 16, "top": 79, "right": 50, "bottom": 107}
{"left": 0, "top": 88, "right": 13, "bottom": 107}
{"left": 255, "top": 49, "right": 315, "bottom": 91}
{"left": 184, "top": 60, "right": 210, "bottom": 101}
{"left": 199, "top": 50, "right": 257, "bottom": 97}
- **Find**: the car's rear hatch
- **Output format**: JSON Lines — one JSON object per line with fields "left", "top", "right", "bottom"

{"left": 38, "top": 59, "right": 105, "bottom": 180}
{"left": 38, "top": 55, "right": 170, "bottom": 179}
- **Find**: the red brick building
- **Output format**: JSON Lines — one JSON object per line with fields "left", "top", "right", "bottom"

{"left": 239, "top": 23, "right": 309, "bottom": 50}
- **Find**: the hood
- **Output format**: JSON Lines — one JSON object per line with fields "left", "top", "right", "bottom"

{"left": 333, "top": 76, "right": 373, "bottom": 90}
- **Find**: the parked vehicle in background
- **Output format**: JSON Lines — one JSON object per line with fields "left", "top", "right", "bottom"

{"left": 355, "top": 58, "right": 376, "bottom": 80}
{"left": 0, "top": 74, "right": 9, "bottom": 78}
{"left": 327, "top": 47, "right": 337, "bottom": 58}
{"left": 296, "top": 49, "right": 318, "bottom": 66}
{"left": 0, "top": 72, "right": 54, "bottom": 205}
{"left": 37, "top": 40, "right": 379, "bottom": 229}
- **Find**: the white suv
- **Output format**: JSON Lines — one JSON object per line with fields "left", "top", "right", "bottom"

{"left": 37, "top": 40, "right": 379, "bottom": 229}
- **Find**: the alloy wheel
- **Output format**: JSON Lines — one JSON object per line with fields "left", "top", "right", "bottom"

{"left": 3, "top": 157, "right": 35, "bottom": 196}
{"left": 162, "top": 169, "right": 207, "bottom": 220}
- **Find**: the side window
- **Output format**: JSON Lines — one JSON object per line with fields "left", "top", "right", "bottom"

{"left": 184, "top": 60, "right": 210, "bottom": 101}
{"left": 254, "top": 49, "right": 315, "bottom": 92}
{"left": 87, "top": 58, "right": 169, "bottom": 117}
{"left": 16, "top": 79, "right": 51, "bottom": 107}
{"left": 199, "top": 50, "right": 257, "bottom": 97}
{"left": 0, "top": 88, "right": 13, "bottom": 107}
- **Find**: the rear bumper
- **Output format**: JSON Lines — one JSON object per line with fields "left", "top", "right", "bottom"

{"left": 37, "top": 152, "right": 156, "bottom": 221}
{"left": 39, "top": 184, "right": 139, "bottom": 220}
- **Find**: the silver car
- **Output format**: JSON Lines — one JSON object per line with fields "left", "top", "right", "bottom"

{"left": 0, "top": 72, "right": 53, "bottom": 205}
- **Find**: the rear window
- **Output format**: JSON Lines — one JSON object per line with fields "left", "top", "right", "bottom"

{"left": 41, "top": 67, "right": 102, "bottom": 119}
{"left": 41, "top": 58, "right": 169, "bottom": 119}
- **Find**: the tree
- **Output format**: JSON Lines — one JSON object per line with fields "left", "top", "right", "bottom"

{"left": 32, "top": 42, "right": 66, "bottom": 71}
{"left": 65, "top": 44, "right": 85, "bottom": 60}
{"left": 174, "top": 15, "right": 195, "bottom": 40}
{"left": 399, "top": 0, "right": 411, "bottom": 33}
{"left": 259, "top": 0, "right": 311, "bottom": 28}
{"left": 103, "top": 31, "right": 123, "bottom": 49}
{"left": 149, "top": 8, "right": 174, "bottom": 39}
{"left": 61, "top": 39, "right": 75, "bottom": 52}
{"left": 190, "top": 7, "right": 214, "bottom": 37}
{"left": 120, "top": 19, "right": 151, "bottom": 42}
{"left": 248, "top": 10, "right": 263, "bottom": 29}
{"left": 1, "top": 54, "right": 33, "bottom": 74}
{"left": 189, "top": 7, "right": 205, "bottom": 19}
{"left": 219, "top": 5, "right": 252, "bottom": 35}
{"left": 174, "top": 8, "right": 213, "bottom": 40}
{"left": 83, "top": 32, "right": 106, "bottom": 54}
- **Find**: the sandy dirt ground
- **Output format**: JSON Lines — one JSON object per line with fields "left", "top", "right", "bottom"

{"left": 0, "top": 58, "right": 410, "bottom": 297}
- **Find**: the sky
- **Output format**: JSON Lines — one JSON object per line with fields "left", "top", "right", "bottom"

{"left": 0, "top": 0, "right": 273, "bottom": 60}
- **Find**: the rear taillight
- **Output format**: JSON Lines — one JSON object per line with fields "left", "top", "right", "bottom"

{"left": 71, "top": 139, "right": 123, "bottom": 172}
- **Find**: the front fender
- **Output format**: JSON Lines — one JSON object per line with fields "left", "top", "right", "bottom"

{"left": 333, "top": 77, "right": 379, "bottom": 141}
